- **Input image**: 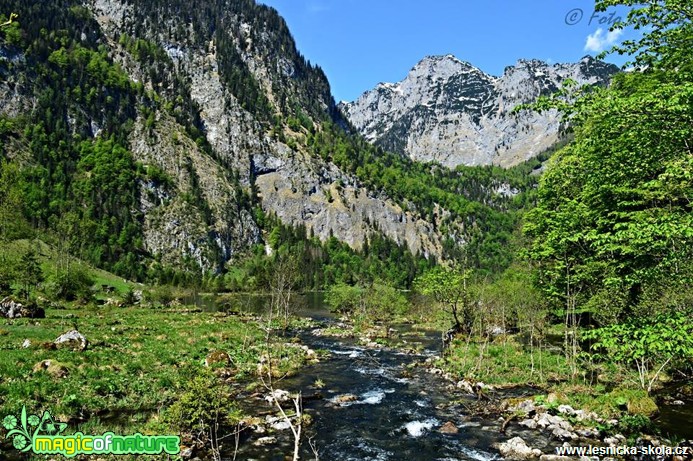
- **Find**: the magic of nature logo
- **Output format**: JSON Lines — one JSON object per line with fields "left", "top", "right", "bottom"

{"left": 3, "top": 406, "right": 180, "bottom": 457}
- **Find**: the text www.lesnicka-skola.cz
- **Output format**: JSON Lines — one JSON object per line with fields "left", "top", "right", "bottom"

{"left": 556, "top": 445, "right": 690, "bottom": 458}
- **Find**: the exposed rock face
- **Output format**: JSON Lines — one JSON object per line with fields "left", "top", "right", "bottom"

{"left": 85, "top": 0, "right": 446, "bottom": 261}
{"left": 341, "top": 55, "right": 618, "bottom": 168}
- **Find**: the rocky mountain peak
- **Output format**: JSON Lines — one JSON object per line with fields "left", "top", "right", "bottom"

{"left": 341, "top": 55, "right": 619, "bottom": 168}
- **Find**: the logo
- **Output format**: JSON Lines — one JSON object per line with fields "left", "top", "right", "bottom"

{"left": 564, "top": 8, "right": 622, "bottom": 26}
{"left": 3, "top": 407, "right": 180, "bottom": 458}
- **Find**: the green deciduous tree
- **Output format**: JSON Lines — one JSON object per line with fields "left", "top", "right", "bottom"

{"left": 414, "top": 266, "right": 474, "bottom": 333}
{"left": 595, "top": 0, "right": 693, "bottom": 74}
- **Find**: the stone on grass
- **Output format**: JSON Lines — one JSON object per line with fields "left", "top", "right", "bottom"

{"left": 54, "top": 330, "right": 88, "bottom": 351}
{"left": 0, "top": 296, "right": 45, "bottom": 319}
{"left": 204, "top": 350, "right": 232, "bottom": 367}
{"left": 32, "top": 360, "right": 69, "bottom": 379}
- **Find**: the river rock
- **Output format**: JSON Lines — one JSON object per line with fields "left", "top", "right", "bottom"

{"left": 254, "top": 436, "right": 277, "bottom": 446}
{"left": 603, "top": 436, "right": 623, "bottom": 446}
{"left": 496, "top": 437, "right": 542, "bottom": 460}
{"left": 577, "top": 428, "right": 600, "bottom": 438}
{"left": 333, "top": 394, "right": 358, "bottom": 404}
{"left": 519, "top": 418, "right": 538, "bottom": 429}
{"left": 265, "top": 415, "right": 293, "bottom": 431}
{"left": 551, "top": 426, "right": 578, "bottom": 441}
{"left": 456, "top": 380, "right": 475, "bottom": 394}
{"left": 517, "top": 399, "right": 537, "bottom": 414}
{"left": 557, "top": 405, "right": 576, "bottom": 416}
{"left": 265, "top": 389, "right": 291, "bottom": 403}
{"left": 204, "top": 350, "right": 232, "bottom": 367}
{"left": 536, "top": 413, "right": 565, "bottom": 429}
{"left": 438, "top": 421, "right": 459, "bottom": 434}
{"left": 476, "top": 381, "right": 494, "bottom": 391}
{"left": 54, "top": 330, "right": 88, "bottom": 351}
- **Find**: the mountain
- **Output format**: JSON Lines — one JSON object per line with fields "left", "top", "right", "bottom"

{"left": 0, "top": 0, "right": 541, "bottom": 283}
{"left": 340, "top": 55, "right": 619, "bottom": 168}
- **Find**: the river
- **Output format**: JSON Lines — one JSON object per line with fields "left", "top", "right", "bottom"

{"left": 209, "top": 293, "right": 692, "bottom": 460}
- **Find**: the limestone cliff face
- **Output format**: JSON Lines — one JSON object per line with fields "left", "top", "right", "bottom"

{"left": 83, "top": 0, "right": 445, "bottom": 263}
{"left": 341, "top": 55, "right": 619, "bottom": 168}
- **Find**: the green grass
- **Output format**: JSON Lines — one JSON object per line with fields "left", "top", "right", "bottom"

{"left": 440, "top": 335, "right": 572, "bottom": 385}
{"left": 440, "top": 332, "right": 661, "bottom": 428}
{"left": 0, "top": 306, "right": 262, "bottom": 418}
{"left": 0, "top": 301, "right": 312, "bottom": 461}
{"left": 1, "top": 239, "right": 138, "bottom": 297}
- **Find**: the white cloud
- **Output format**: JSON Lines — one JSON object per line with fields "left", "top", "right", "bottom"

{"left": 584, "top": 28, "right": 623, "bottom": 52}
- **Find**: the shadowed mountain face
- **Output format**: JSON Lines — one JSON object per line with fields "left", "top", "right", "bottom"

{"left": 341, "top": 54, "right": 619, "bottom": 168}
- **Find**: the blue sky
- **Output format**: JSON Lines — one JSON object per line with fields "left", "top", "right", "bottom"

{"left": 257, "top": 0, "right": 634, "bottom": 102}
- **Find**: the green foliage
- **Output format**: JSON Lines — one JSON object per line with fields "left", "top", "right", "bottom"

{"left": 618, "top": 414, "right": 656, "bottom": 435}
{"left": 362, "top": 283, "right": 409, "bottom": 321}
{"left": 46, "top": 267, "right": 94, "bottom": 302}
{"left": 524, "top": 69, "right": 693, "bottom": 319}
{"left": 15, "top": 247, "right": 44, "bottom": 300}
{"left": 0, "top": 161, "right": 31, "bottom": 242}
{"left": 594, "top": 0, "right": 693, "bottom": 74}
{"left": 584, "top": 311, "right": 693, "bottom": 392}
{"left": 325, "top": 283, "right": 364, "bottom": 314}
{"left": 166, "top": 368, "right": 243, "bottom": 434}
{"left": 442, "top": 337, "right": 572, "bottom": 384}
{"left": 414, "top": 266, "right": 473, "bottom": 331}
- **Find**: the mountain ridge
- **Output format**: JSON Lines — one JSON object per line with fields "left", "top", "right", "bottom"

{"left": 340, "top": 54, "right": 619, "bottom": 168}
{"left": 0, "top": 0, "right": 546, "bottom": 281}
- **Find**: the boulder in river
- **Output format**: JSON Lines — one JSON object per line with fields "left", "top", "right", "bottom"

{"left": 519, "top": 418, "right": 538, "bottom": 430}
{"left": 495, "top": 437, "right": 542, "bottom": 460}
{"left": 54, "top": 330, "right": 88, "bottom": 351}
{"left": 265, "top": 389, "right": 291, "bottom": 403}
{"left": 265, "top": 415, "right": 293, "bottom": 431}
{"left": 253, "top": 436, "right": 277, "bottom": 446}
{"left": 332, "top": 394, "right": 358, "bottom": 404}
{"left": 439, "top": 421, "right": 459, "bottom": 434}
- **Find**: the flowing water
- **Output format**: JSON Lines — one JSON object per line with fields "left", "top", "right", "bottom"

{"left": 224, "top": 294, "right": 693, "bottom": 460}
{"left": 232, "top": 301, "right": 555, "bottom": 461}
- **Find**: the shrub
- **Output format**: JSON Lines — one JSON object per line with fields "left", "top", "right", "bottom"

{"left": 47, "top": 268, "right": 94, "bottom": 302}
